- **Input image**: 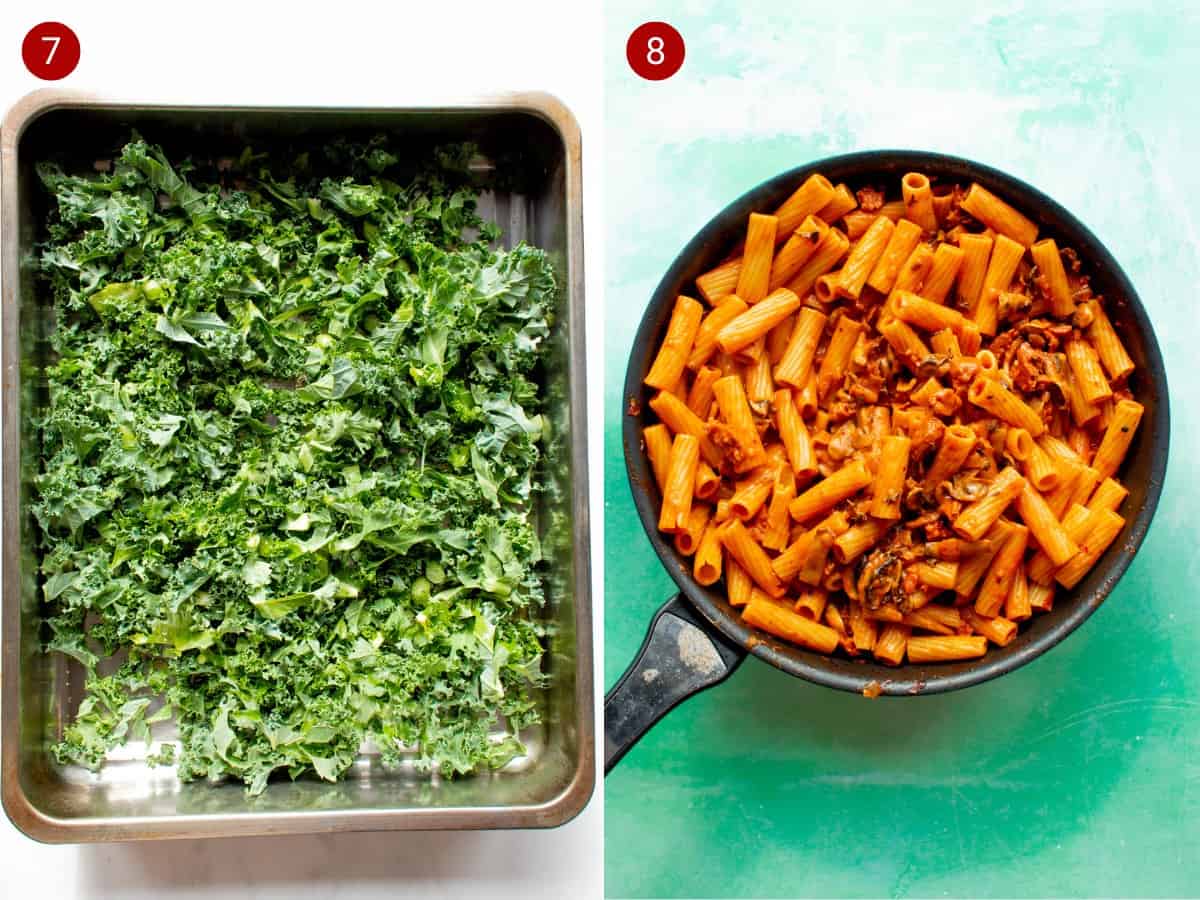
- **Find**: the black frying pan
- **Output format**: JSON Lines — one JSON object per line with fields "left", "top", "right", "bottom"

{"left": 604, "top": 150, "right": 1170, "bottom": 774}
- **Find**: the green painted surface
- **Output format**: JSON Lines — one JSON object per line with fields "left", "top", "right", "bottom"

{"left": 603, "top": 2, "right": 1200, "bottom": 896}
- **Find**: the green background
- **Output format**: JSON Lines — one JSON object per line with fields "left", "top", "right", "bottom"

{"left": 603, "top": 2, "right": 1199, "bottom": 897}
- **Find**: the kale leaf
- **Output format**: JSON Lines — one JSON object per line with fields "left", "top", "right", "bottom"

{"left": 35, "top": 135, "right": 555, "bottom": 793}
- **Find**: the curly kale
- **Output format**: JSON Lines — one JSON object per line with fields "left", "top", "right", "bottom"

{"left": 35, "top": 135, "right": 556, "bottom": 794}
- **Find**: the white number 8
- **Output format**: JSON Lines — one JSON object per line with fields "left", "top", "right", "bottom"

{"left": 646, "top": 35, "right": 665, "bottom": 65}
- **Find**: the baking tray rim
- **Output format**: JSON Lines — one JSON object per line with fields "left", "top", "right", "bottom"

{"left": 0, "top": 88, "right": 595, "bottom": 842}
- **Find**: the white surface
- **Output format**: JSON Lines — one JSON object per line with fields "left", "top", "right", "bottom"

{"left": 0, "top": 1, "right": 604, "bottom": 897}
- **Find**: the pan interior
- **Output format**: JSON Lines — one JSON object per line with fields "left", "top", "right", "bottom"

{"left": 622, "top": 150, "right": 1168, "bottom": 697}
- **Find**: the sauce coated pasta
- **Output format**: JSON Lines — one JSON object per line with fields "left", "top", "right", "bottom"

{"left": 641, "top": 172, "right": 1143, "bottom": 665}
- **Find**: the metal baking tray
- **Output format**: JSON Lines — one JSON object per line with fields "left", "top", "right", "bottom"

{"left": 1, "top": 90, "right": 593, "bottom": 842}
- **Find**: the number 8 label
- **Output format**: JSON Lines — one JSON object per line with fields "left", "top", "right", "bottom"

{"left": 646, "top": 36, "right": 666, "bottom": 66}
{"left": 627, "top": 22, "right": 684, "bottom": 81}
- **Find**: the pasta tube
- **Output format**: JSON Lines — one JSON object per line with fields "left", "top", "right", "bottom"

{"left": 784, "top": 228, "right": 851, "bottom": 297}
{"left": 693, "top": 522, "right": 724, "bottom": 585}
{"left": 730, "top": 469, "right": 776, "bottom": 521}
{"left": 773, "top": 388, "right": 818, "bottom": 480}
{"left": 1086, "top": 301, "right": 1135, "bottom": 380}
{"left": 866, "top": 218, "right": 923, "bottom": 294}
{"left": 953, "top": 468, "right": 1027, "bottom": 541}
{"left": 901, "top": 172, "right": 937, "bottom": 232}
{"left": 878, "top": 315, "right": 932, "bottom": 371}
{"left": 658, "top": 434, "right": 700, "bottom": 533}
{"left": 768, "top": 216, "right": 829, "bottom": 291}
{"left": 726, "top": 557, "right": 753, "bottom": 606}
{"left": 686, "top": 365, "right": 721, "bottom": 417}
{"left": 848, "top": 603, "right": 878, "bottom": 652}
{"left": 794, "top": 588, "right": 829, "bottom": 621}
{"left": 772, "top": 174, "right": 836, "bottom": 240}
{"left": 1092, "top": 398, "right": 1143, "bottom": 481}
{"left": 869, "top": 434, "right": 911, "bottom": 520}
{"left": 960, "top": 183, "right": 1039, "bottom": 246}
{"left": 1065, "top": 339, "right": 1112, "bottom": 405}
{"left": 717, "top": 288, "right": 803, "bottom": 354}
{"left": 874, "top": 624, "right": 910, "bottom": 666}
{"left": 735, "top": 213, "right": 778, "bottom": 303}
{"left": 816, "top": 315, "right": 864, "bottom": 399}
{"left": 892, "top": 290, "right": 970, "bottom": 336}
{"left": 745, "top": 352, "right": 774, "bottom": 405}
{"left": 1005, "top": 562, "right": 1032, "bottom": 622}
{"left": 1028, "top": 581, "right": 1054, "bottom": 612}
{"left": 903, "top": 605, "right": 963, "bottom": 635}
{"left": 832, "top": 519, "right": 891, "bottom": 564}
{"left": 696, "top": 258, "right": 741, "bottom": 306}
{"left": 789, "top": 458, "right": 873, "bottom": 522}
{"left": 687, "top": 298, "right": 749, "bottom": 370}
{"left": 674, "top": 504, "right": 712, "bottom": 556}
{"left": 1088, "top": 477, "right": 1129, "bottom": 513}
{"left": 968, "top": 376, "right": 1045, "bottom": 436}
{"left": 763, "top": 468, "right": 797, "bottom": 551}
{"left": 913, "top": 560, "right": 959, "bottom": 591}
{"left": 1055, "top": 509, "right": 1124, "bottom": 589}
{"left": 645, "top": 295, "right": 704, "bottom": 390}
{"left": 973, "top": 234, "right": 1024, "bottom": 335}
{"left": 712, "top": 375, "right": 767, "bottom": 473}
{"left": 743, "top": 597, "right": 840, "bottom": 654}
{"left": 772, "top": 511, "right": 848, "bottom": 581}
{"left": 926, "top": 424, "right": 977, "bottom": 485}
{"left": 888, "top": 244, "right": 935, "bottom": 300}
{"left": 962, "top": 609, "right": 1018, "bottom": 647}
{"left": 774, "top": 307, "right": 828, "bottom": 388}
{"left": 835, "top": 216, "right": 895, "bottom": 301}
{"left": 907, "top": 635, "right": 988, "bottom": 663}
{"left": 1029, "top": 238, "right": 1075, "bottom": 317}
{"left": 975, "top": 523, "right": 1029, "bottom": 617}
{"left": 955, "top": 233, "right": 994, "bottom": 312}
{"left": 1024, "top": 440, "right": 1060, "bottom": 492}
{"left": 644, "top": 424, "right": 672, "bottom": 492}
{"left": 694, "top": 461, "right": 721, "bottom": 501}
{"left": 816, "top": 183, "right": 857, "bottom": 223}
{"left": 721, "top": 520, "right": 786, "bottom": 597}
{"left": 648, "top": 390, "right": 721, "bottom": 467}
{"left": 955, "top": 520, "right": 1014, "bottom": 598}
{"left": 1026, "top": 504, "right": 1091, "bottom": 585}
{"left": 920, "top": 242, "right": 965, "bottom": 304}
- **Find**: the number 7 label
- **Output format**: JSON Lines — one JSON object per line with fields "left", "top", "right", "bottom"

{"left": 41, "top": 35, "right": 62, "bottom": 65}
{"left": 22, "top": 23, "right": 80, "bottom": 80}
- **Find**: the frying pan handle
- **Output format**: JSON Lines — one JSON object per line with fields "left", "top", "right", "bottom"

{"left": 604, "top": 594, "right": 746, "bottom": 774}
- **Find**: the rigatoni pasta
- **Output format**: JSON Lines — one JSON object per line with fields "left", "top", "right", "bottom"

{"left": 775, "top": 307, "right": 828, "bottom": 388}
{"left": 687, "top": 298, "right": 749, "bottom": 370}
{"left": 658, "top": 434, "right": 699, "bottom": 533}
{"left": 769, "top": 216, "right": 830, "bottom": 291}
{"left": 717, "top": 288, "right": 803, "bottom": 354}
{"left": 735, "top": 213, "right": 778, "bottom": 303}
{"left": 973, "top": 234, "right": 1024, "bottom": 335}
{"left": 921, "top": 242, "right": 965, "bottom": 304}
{"left": 900, "top": 172, "right": 937, "bottom": 233}
{"left": 960, "top": 183, "right": 1039, "bottom": 247}
{"left": 645, "top": 295, "right": 704, "bottom": 390}
{"left": 835, "top": 216, "right": 894, "bottom": 301}
{"left": 639, "top": 168, "right": 1144, "bottom": 666}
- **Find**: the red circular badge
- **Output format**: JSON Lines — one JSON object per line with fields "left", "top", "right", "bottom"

{"left": 626, "top": 22, "right": 684, "bottom": 81}
{"left": 22, "top": 22, "right": 81, "bottom": 81}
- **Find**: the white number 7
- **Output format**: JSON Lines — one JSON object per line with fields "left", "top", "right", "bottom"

{"left": 41, "top": 35, "right": 61, "bottom": 65}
